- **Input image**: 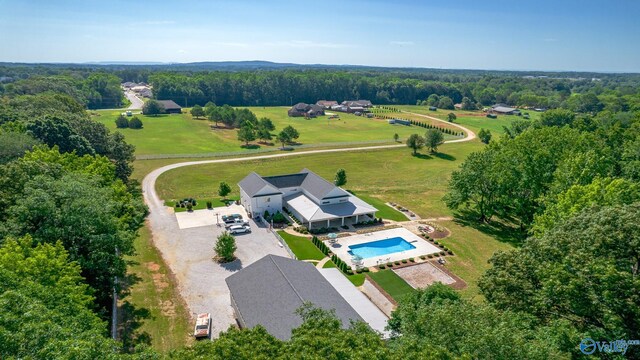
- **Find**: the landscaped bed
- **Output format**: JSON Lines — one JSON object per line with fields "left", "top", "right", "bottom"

{"left": 367, "top": 270, "right": 415, "bottom": 301}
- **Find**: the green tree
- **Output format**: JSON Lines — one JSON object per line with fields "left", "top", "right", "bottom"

{"left": 282, "top": 125, "right": 299, "bottom": 143}
{"left": 424, "top": 129, "right": 444, "bottom": 153}
{"left": 437, "top": 96, "right": 454, "bottom": 110}
{"left": 334, "top": 168, "right": 347, "bottom": 186}
{"left": 444, "top": 148, "right": 500, "bottom": 222}
{"left": 115, "top": 114, "right": 129, "bottom": 128}
{"left": 190, "top": 104, "right": 205, "bottom": 119}
{"left": 218, "top": 181, "right": 232, "bottom": 199}
{"left": 539, "top": 108, "right": 575, "bottom": 127}
{"left": 480, "top": 204, "right": 640, "bottom": 356}
{"left": 461, "top": 96, "right": 476, "bottom": 110}
{"left": 0, "top": 131, "right": 40, "bottom": 164}
{"left": 388, "top": 284, "right": 568, "bottom": 359}
{"left": 128, "top": 116, "right": 143, "bottom": 129}
{"left": 257, "top": 128, "right": 272, "bottom": 143}
{"left": 237, "top": 125, "right": 256, "bottom": 146}
{"left": 425, "top": 94, "right": 439, "bottom": 106}
{"left": 142, "top": 99, "right": 165, "bottom": 116}
{"left": 447, "top": 112, "right": 456, "bottom": 122}
{"left": 277, "top": 131, "right": 291, "bottom": 149}
{"left": 26, "top": 116, "right": 95, "bottom": 156}
{"left": 477, "top": 128, "right": 492, "bottom": 144}
{"left": 215, "top": 232, "right": 237, "bottom": 263}
{"left": 257, "top": 117, "right": 275, "bottom": 131}
{"left": 393, "top": 133, "right": 399, "bottom": 142}
{"left": 406, "top": 134, "right": 424, "bottom": 155}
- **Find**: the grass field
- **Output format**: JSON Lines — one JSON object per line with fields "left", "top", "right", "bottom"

{"left": 367, "top": 270, "right": 415, "bottom": 301}
{"left": 154, "top": 141, "right": 514, "bottom": 298}
{"left": 277, "top": 231, "right": 325, "bottom": 261}
{"left": 92, "top": 107, "right": 457, "bottom": 157}
{"left": 120, "top": 224, "right": 192, "bottom": 352}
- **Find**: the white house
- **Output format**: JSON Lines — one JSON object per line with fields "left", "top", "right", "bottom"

{"left": 238, "top": 169, "right": 377, "bottom": 229}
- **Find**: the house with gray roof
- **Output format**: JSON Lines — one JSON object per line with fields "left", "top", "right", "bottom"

{"left": 491, "top": 103, "right": 520, "bottom": 115}
{"left": 287, "top": 103, "right": 325, "bottom": 117}
{"left": 225, "top": 254, "right": 364, "bottom": 340}
{"left": 238, "top": 168, "right": 377, "bottom": 229}
{"left": 157, "top": 100, "right": 182, "bottom": 114}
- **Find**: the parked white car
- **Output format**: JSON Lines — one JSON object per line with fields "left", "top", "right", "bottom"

{"left": 229, "top": 225, "right": 251, "bottom": 234}
{"left": 225, "top": 219, "right": 249, "bottom": 229}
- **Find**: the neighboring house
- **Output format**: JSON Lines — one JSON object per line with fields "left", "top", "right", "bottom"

{"left": 157, "top": 100, "right": 182, "bottom": 114}
{"left": 288, "top": 103, "right": 325, "bottom": 117}
{"left": 316, "top": 100, "right": 338, "bottom": 109}
{"left": 454, "top": 103, "right": 462, "bottom": 110}
{"left": 226, "top": 254, "right": 364, "bottom": 340}
{"left": 341, "top": 100, "right": 372, "bottom": 108}
{"left": 238, "top": 168, "right": 377, "bottom": 229}
{"left": 491, "top": 104, "right": 520, "bottom": 115}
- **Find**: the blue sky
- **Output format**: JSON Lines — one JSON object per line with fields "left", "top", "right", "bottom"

{"left": 1, "top": 0, "right": 639, "bottom": 72}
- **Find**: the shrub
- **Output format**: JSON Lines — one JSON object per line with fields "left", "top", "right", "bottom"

{"left": 378, "top": 265, "right": 386, "bottom": 269}
{"left": 206, "top": 201, "right": 212, "bottom": 209}
{"left": 115, "top": 115, "right": 129, "bottom": 128}
{"left": 186, "top": 203, "right": 193, "bottom": 211}
{"left": 363, "top": 267, "right": 369, "bottom": 272}
{"left": 427, "top": 254, "right": 434, "bottom": 258}
{"left": 394, "top": 261, "right": 400, "bottom": 265}
{"left": 401, "top": 259, "right": 408, "bottom": 264}
{"left": 438, "top": 244, "right": 445, "bottom": 249}
{"left": 409, "top": 258, "right": 415, "bottom": 262}
{"left": 214, "top": 232, "right": 237, "bottom": 263}
{"left": 447, "top": 250, "right": 454, "bottom": 255}
{"left": 386, "top": 262, "right": 393, "bottom": 267}
{"left": 419, "top": 255, "right": 426, "bottom": 260}
{"left": 439, "top": 251, "right": 446, "bottom": 256}
{"left": 356, "top": 269, "right": 363, "bottom": 274}
{"left": 129, "top": 116, "right": 143, "bottom": 129}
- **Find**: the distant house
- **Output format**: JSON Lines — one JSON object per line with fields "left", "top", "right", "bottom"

{"left": 226, "top": 254, "right": 364, "bottom": 340}
{"left": 157, "top": 100, "right": 182, "bottom": 114}
{"left": 454, "top": 103, "right": 462, "bottom": 110}
{"left": 491, "top": 104, "right": 520, "bottom": 115}
{"left": 341, "top": 100, "right": 372, "bottom": 108}
{"left": 316, "top": 100, "right": 338, "bottom": 109}
{"left": 288, "top": 103, "right": 325, "bottom": 117}
{"left": 429, "top": 106, "right": 437, "bottom": 111}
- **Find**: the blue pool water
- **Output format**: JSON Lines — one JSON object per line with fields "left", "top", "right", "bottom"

{"left": 348, "top": 237, "right": 416, "bottom": 259}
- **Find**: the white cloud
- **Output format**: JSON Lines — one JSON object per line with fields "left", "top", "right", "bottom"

{"left": 262, "top": 40, "right": 351, "bottom": 49}
{"left": 390, "top": 41, "right": 415, "bottom": 46}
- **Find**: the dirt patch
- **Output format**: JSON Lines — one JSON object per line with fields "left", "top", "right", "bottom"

{"left": 393, "top": 261, "right": 466, "bottom": 290}
{"left": 152, "top": 273, "right": 169, "bottom": 290}
{"left": 145, "top": 262, "right": 161, "bottom": 272}
{"left": 161, "top": 300, "right": 176, "bottom": 317}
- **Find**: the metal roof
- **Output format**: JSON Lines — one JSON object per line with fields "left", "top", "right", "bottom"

{"left": 225, "top": 255, "right": 363, "bottom": 340}
{"left": 284, "top": 192, "right": 377, "bottom": 222}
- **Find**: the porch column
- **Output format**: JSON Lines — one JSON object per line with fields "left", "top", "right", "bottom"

{"left": 341, "top": 217, "right": 345, "bottom": 226}
{"left": 327, "top": 219, "right": 330, "bottom": 228}
{"left": 355, "top": 215, "right": 359, "bottom": 223}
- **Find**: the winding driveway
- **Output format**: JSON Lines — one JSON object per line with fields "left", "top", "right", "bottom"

{"left": 140, "top": 112, "right": 475, "bottom": 335}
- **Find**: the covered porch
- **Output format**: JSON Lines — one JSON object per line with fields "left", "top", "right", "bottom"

{"left": 284, "top": 193, "right": 378, "bottom": 231}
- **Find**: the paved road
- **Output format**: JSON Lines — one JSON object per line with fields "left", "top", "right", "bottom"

{"left": 140, "top": 115, "right": 475, "bottom": 337}
{"left": 125, "top": 90, "right": 144, "bottom": 110}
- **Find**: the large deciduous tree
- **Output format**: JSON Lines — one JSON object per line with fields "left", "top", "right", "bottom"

{"left": 480, "top": 203, "right": 640, "bottom": 356}
{"left": 237, "top": 125, "right": 256, "bottom": 147}
{"left": 406, "top": 134, "right": 424, "bottom": 155}
{"left": 424, "top": 129, "right": 444, "bottom": 153}
{"left": 142, "top": 99, "right": 164, "bottom": 116}
{"left": 190, "top": 104, "right": 205, "bottom": 119}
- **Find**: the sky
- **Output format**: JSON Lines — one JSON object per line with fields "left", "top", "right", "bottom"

{"left": 0, "top": 0, "right": 639, "bottom": 72}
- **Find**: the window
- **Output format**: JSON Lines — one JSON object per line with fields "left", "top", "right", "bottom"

{"left": 266, "top": 197, "right": 270, "bottom": 202}
{"left": 322, "top": 201, "right": 330, "bottom": 204}
{"left": 339, "top": 199, "right": 347, "bottom": 203}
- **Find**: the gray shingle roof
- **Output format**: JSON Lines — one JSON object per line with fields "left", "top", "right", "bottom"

{"left": 157, "top": 100, "right": 182, "bottom": 110}
{"left": 300, "top": 168, "right": 349, "bottom": 200}
{"left": 263, "top": 173, "right": 307, "bottom": 188}
{"left": 238, "top": 172, "right": 281, "bottom": 197}
{"left": 225, "top": 255, "right": 363, "bottom": 340}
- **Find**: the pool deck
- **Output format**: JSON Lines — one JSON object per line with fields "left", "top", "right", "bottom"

{"left": 326, "top": 228, "right": 441, "bottom": 268}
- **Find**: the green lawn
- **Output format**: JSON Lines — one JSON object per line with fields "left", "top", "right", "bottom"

{"left": 368, "top": 270, "right": 415, "bottom": 302}
{"left": 394, "top": 105, "right": 541, "bottom": 135}
{"left": 355, "top": 194, "right": 407, "bottom": 221}
{"left": 277, "top": 231, "right": 325, "bottom": 261}
{"left": 154, "top": 141, "right": 515, "bottom": 298}
{"left": 92, "top": 107, "right": 458, "bottom": 158}
{"left": 121, "top": 224, "right": 192, "bottom": 352}
{"left": 165, "top": 196, "right": 239, "bottom": 213}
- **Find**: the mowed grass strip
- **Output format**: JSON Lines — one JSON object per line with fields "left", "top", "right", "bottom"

{"left": 121, "top": 224, "right": 192, "bottom": 352}
{"left": 277, "top": 231, "right": 325, "bottom": 261}
{"left": 368, "top": 269, "right": 415, "bottom": 302}
{"left": 355, "top": 194, "right": 407, "bottom": 221}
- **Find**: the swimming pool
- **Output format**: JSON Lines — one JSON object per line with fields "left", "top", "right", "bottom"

{"left": 348, "top": 237, "right": 416, "bottom": 259}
